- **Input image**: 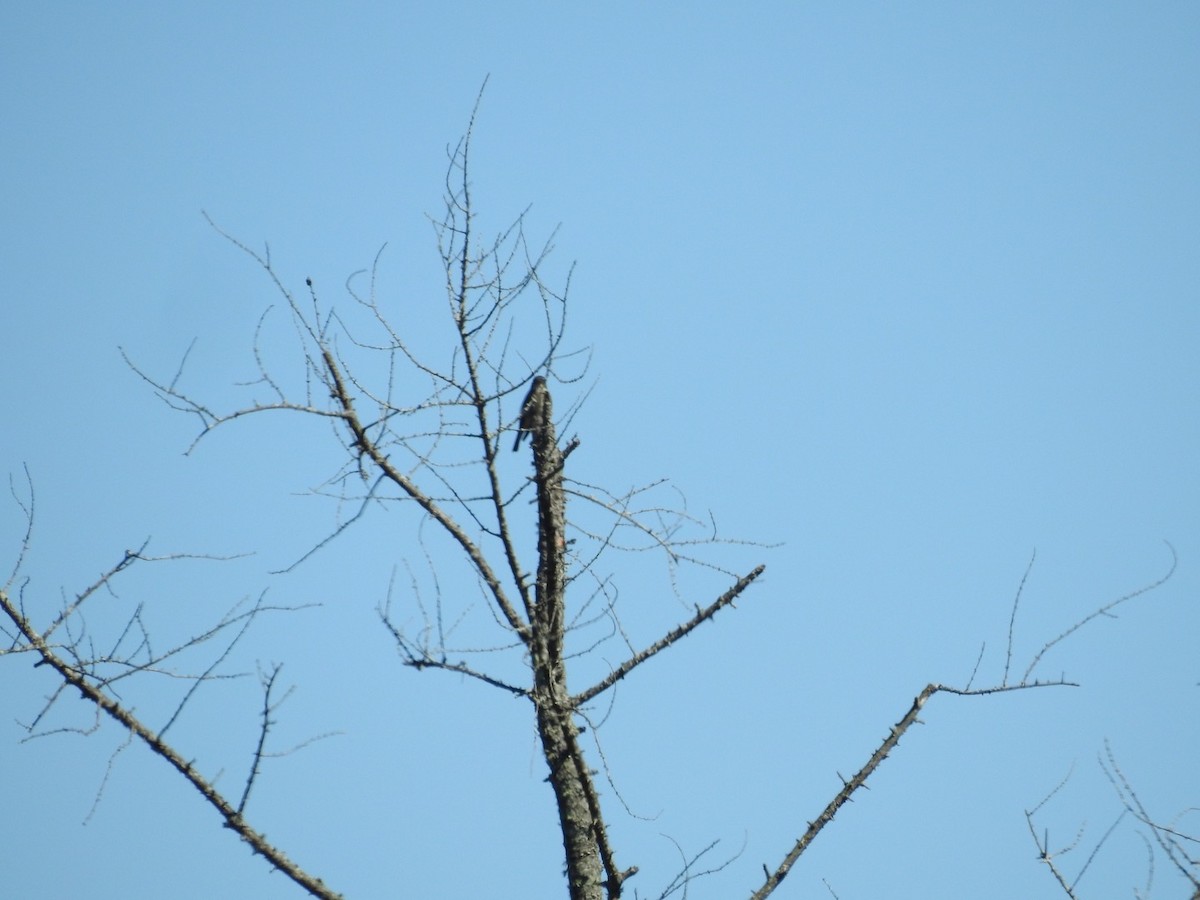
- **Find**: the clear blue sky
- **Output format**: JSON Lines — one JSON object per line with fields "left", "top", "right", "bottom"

{"left": 2, "top": 4, "right": 1197, "bottom": 898}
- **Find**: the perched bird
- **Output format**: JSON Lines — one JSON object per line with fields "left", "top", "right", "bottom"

{"left": 513, "top": 375, "right": 547, "bottom": 451}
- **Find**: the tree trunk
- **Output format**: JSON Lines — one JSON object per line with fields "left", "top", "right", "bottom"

{"left": 526, "top": 384, "right": 603, "bottom": 900}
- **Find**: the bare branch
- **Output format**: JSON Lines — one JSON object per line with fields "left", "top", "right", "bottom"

{"left": 4, "top": 464, "right": 35, "bottom": 592}
{"left": 1021, "top": 542, "right": 1177, "bottom": 683}
{"left": 0, "top": 584, "right": 343, "bottom": 900}
{"left": 1003, "top": 548, "right": 1036, "bottom": 686}
{"left": 239, "top": 663, "right": 283, "bottom": 815}
{"left": 653, "top": 835, "right": 740, "bottom": 900}
{"left": 1100, "top": 740, "right": 1200, "bottom": 893}
{"left": 572, "top": 565, "right": 765, "bottom": 707}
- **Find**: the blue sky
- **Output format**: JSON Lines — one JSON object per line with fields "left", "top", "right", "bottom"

{"left": 2, "top": 4, "right": 1197, "bottom": 898}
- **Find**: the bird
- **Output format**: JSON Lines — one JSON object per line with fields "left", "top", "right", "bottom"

{"left": 513, "top": 375, "right": 547, "bottom": 451}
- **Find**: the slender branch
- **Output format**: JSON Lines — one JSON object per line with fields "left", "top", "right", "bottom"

{"left": 750, "top": 683, "right": 937, "bottom": 899}
{"left": 1022, "top": 542, "right": 1176, "bottom": 683}
{"left": 573, "top": 565, "right": 765, "bottom": 708}
{"left": 379, "top": 610, "right": 529, "bottom": 697}
{"left": 42, "top": 543, "right": 146, "bottom": 640}
{"left": 239, "top": 664, "right": 283, "bottom": 815}
{"left": 1003, "top": 548, "right": 1036, "bottom": 686}
{"left": 4, "top": 463, "right": 35, "bottom": 591}
{"left": 751, "top": 680, "right": 1068, "bottom": 900}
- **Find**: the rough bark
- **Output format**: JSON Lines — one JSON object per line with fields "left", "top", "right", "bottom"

{"left": 525, "top": 382, "right": 605, "bottom": 900}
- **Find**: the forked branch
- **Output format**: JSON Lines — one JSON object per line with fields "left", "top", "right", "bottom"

{"left": 751, "top": 547, "right": 1176, "bottom": 899}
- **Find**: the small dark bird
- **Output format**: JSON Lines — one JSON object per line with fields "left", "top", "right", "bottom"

{"left": 513, "top": 376, "right": 547, "bottom": 451}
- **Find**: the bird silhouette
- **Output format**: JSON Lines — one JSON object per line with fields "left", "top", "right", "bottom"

{"left": 513, "top": 376, "right": 547, "bottom": 451}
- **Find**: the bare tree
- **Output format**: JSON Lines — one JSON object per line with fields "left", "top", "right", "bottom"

{"left": 0, "top": 96, "right": 1183, "bottom": 900}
